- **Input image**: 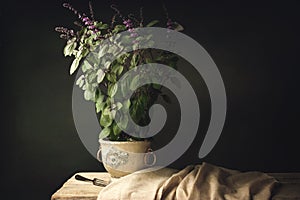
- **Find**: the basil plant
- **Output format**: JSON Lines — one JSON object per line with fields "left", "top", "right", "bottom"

{"left": 56, "top": 2, "right": 183, "bottom": 141}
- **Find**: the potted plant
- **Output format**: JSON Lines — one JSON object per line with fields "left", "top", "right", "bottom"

{"left": 55, "top": 2, "right": 183, "bottom": 177}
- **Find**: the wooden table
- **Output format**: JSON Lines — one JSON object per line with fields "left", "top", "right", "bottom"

{"left": 51, "top": 172, "right": 110, "bottom": 200}
{"left": 51, "top": 172, "right": 300, "bottom": 200}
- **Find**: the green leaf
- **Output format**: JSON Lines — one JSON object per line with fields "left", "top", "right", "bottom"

{"left": 112, "top": 123, "right": 122, "bottom": 136}
{"left": 99, "top": 127, "right": 111, "bottom": 139}
{"left": 146, "top": 40, "right": 154, "bottom": 47}
{"left": 146, "top": 34, "right": 153, "bottom": 40}
{"left": 75, "top": 46, "right": 84, "bottom": 58}
{"left": 97, "top": 93, "right": 104, "bottom": 103}
{"left": 108, "top": 83, "right": 118, "bottom": 97}
{"left": 63, "top": 37, "right": 77, "bottom": 57}
{"left": 79, "top": 28, "right": 88, "bottom": 43}
{"left": 153, "top": 83, "right": 161, "bottom": 90}
{"left": 130, "top": 53, "right": 138, "bottom": 67}
{"left": 116, "top": 65, "right": 124, "bottom": 76}
{"left": 107, "top": 44, "right": 121, "bottom": 55}
{"left": 111, "top": 109, "right": 116, "bottom": 119}
{"left": 139, "top": 94, "right": 148, "bottom": 107}
{"left": 81, "top": 47, "right": 89, "bottom": 58}
{"left": 107, "top": 73, "right": 117, "bottom": 82}
{"left": 100, "top": 114, "right": 113, "bottom": 127}
{"left": 96, "top": 24, "right": 108, "bottom": 29}
{"left": 105, "top": 97, "right": 112, "bottom": 105}
{"left": 130, "top": 100, "right": 144, "bottom": 123}
{"left": 84, "top": 35, "right": 94, "bottom": 46}
{"left": 83, "top": 82, "right": 96, "bottom": 92}
{"left": 98, "top": 44, "right": 109, "bottom": 58}
{"left": 119, "top": 115, "right": 128, "bottom": 129}
{"left": 70, "top": 57, "right": 81, "bottom": 75}
{"left": 173, "top": 22, "right": 184, "bottom": 31}
{"left": 104, "top": 61, "right": 111, "bottom": 69}
{"left": 130, "top": 75, "right": 140, "bottom": 91}
{"left": 123, "top": 99, "right": 131, "bottom": 109}
{"left": 112, "top": 25, "right": 126, "bottom": 33}
{"left": 145, "top": 57, "right": 152, "bottom": 63}
{"left": 82, "top": 60, "right": 93, "bottom": 72}
{"left": 111, "top": 102, "right": 123, "bottom": 111}
{"left": 103, "top": 107, "right": 112, "bottom": 116}
{"left": 76, "top": 75, "right": 85, "bottom": 88}
{"left": 97, "top": 69, "right": 105, "bottom": 83}
{"left": 155, "top": 56, "right": 164, "bottom": 62}
{"left": 133, "top": 108, "right": 140, "bottom": 120}
{"left": 132, "top": 42, "right": 139, "bottom": 51}
{"left": 95, "top": 94, "right": 105, "bottom": 113}
{"left": 96, "top": 102, "right": 106, "bottom": 113}
{"left": 112, "top": 65, "right": 124, "bottom": 76}
{"left": 84, "top": 89, "right": 95, "bottom": 101}
{"left": 96, "top": 22, "right": 109, "bottom": 30}
{"left": 115, "top": 102, "right": 123, "bottom": 110}
{"left": 120, "top": 76, "right": 129, "bottom": 97}
{"left": 118, "top": 35, "right": 132, "bottom": 45}
{"left": 146, "top": 20, "right": 159, "bottom": 27}
{"left": 86, "top": 72, "right": 97, "bottom": 83}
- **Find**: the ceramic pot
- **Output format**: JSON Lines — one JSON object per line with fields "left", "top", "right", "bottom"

{"left": 97, "top": 139, "right": 155, "bottom": 178}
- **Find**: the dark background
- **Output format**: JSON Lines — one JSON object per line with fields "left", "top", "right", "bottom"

{"left": 1, "top": 0, "right": 300, "bottom": 199}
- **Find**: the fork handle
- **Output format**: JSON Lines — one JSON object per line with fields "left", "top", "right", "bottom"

{"left": 75, "top": 174, "right": 93, "bottom": 182}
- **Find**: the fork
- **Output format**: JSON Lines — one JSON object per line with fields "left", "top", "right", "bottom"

{"left": 75, "top": 174, "right": 110, "bottom": 187}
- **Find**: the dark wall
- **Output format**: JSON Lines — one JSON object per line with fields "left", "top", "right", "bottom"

{"left": 2, "top": 0, "right": 300, "bottom": 199}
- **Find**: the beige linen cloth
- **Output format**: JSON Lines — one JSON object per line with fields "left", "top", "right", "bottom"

{"left": 98, "top": 162, "right": 278, "bottom": 200}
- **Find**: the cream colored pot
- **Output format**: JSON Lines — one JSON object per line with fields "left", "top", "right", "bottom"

{"left": 97, "top": 139, "right": 155, "bottom": 178}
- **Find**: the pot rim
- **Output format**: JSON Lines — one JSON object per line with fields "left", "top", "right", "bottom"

{"left": 99, "top": 138, "right": 151, "bottom": 144}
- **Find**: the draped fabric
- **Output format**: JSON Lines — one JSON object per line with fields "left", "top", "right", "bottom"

{"left": 98, "top": 163, "right": 278, "bottom": 200}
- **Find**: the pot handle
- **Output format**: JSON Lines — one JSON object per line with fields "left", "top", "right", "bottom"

{"left": 97, "top": 147, "right": 102, "bottom": 163}
{"left": 144, "top": 148, "right": 156, "bottom": 166}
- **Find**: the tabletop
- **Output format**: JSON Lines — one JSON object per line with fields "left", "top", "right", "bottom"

{"left": 51, "top": 172, "right": 300, "bottom": 200}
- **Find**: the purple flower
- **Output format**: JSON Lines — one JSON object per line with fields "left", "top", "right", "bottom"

{"left": 167, "top": 19, "right": 172, "bottom": 26}
{"left": 167, "top": 19, "right": 173, "bottom": 29}
{"left": 123, "top": 19, "right": 134, "bottom": 29}
{"left": 123, "top": 19, "right": 132, "bottom": 25}
{"left": 63, "top": 3, "right": 99, "bottom": 34}
{"left": 82, "top": 17, "right": 89, "bottom": 22}
{"left": 85, "top": 21, "right": 92, "bottom": 25}
{"left": 55, "top": 26, "right": 75, "bottom": 40}
{"left": 122, "top": 18, "right": 138, "bottom": 43}
{"left": 130, "top": 32, "right": 138, "bottom": 37}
